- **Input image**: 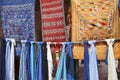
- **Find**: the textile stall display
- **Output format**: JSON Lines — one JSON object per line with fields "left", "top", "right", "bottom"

{"left": 71, "top": 0, "right": 120, "bottom": 60}
{"left": 0, "top": 38, "right": 119, "bottom": 80}
{"left": 0, "top": 0, "right": 120, "bottom": 80}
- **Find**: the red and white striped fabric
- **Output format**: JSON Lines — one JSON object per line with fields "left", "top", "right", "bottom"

{"left": 40, "top": 0, "right": 67, "bottom": 42}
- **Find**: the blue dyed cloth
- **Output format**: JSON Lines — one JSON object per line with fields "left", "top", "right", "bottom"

{"left": 84, "top": 41, "right": 89, "bottom": 80}
{"left": 0, "top": 39, "right": 6, "bottom": 80}
{"left": 88, "top": 41, "right": 99, "bottom": 80}
{"left": 26, "top": 41, "right": 31, "bottom": 80}
{"left": 1, "top": 0, "right": 35, "bottom": 56}
{"left": 36, "top": 42, "right": 43, "bottom": 80}
{"left": 55, "top": 43, "right": 67, "bottom": 80}
{"left": 67, "top": 42, "right": 75, "bottom": 80}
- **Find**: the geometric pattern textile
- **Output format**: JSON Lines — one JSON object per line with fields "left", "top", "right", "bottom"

{"left": 72, "top": 0, "right": 117, "bottom": 41}
{"left": 40, "top": 0, "right": 67, "bottom": 42}
{"left": 71, "top": 0, "right": 119, "bottom": 60}
{"left": 1, "top": 3, "right": 35, "bottom": 41}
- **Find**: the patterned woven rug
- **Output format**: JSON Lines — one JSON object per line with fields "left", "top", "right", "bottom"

{"left": 1, "top": 3, "right": 35, "bottom": 41}
{"left": 40, "top": 0, "right": 67, "bottom": 42}
{"left": 1, "top": 2, "right": 35, "bottom": 56}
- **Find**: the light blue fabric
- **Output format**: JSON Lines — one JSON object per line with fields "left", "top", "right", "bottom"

{"left": 5, "top": 40, "right": 11, "bottom": 80}
{"left": 36, "top": 42, "right": 43, "bottom": 80}
{"left": 67, "top": 42, "right": 74, "bottom": 80}
{"left": 19, "top": 40, "right": 27, "bottom": 80}
{"left": 55, "top": 42, "right": 67, "bottom": 80}
{"left": 30, "top": 42, "right": 36, "bottom": 80}
{"left": 88, "top": 41, "right": 99, "bottom": 80}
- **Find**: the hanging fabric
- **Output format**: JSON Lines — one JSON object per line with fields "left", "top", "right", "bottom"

{"left": 67, "top": 42, "right": 75, "bottom": 80}
{"left": 105, "top": 48, "right": 108, "bottom": 65}
{"left": 40, "top": 0, "right": 67, "bottom": 42}
{"left": 36, "top": 42, "right": 43, "bottom": 80}
{"left": 42, "top": 43, "right": 48, "bottom": 80}
{"left": 26, "top": 41, "right": 31, "bottom": 80}
{"left": 1, "top": 0, "right": 35, "bottom": 56}
{"left": 5, "top": 39, "right": 16, "bottom": 80}
{"left": 47, "top": 42, "right": 53, "bottom": 80}
{"left": 1, "top": 0, "right": 35, "bottom": 40}
{"left": 10, "top": 39, "right": 16, "bottom": 80}
{"left": 55, "top": 43, "right": 67, "bottom": 80}
{"left": 30, "top": 42, "right": 36, "bottom": 80}
{"left": 19, "top": 40, "right": 27, "bottom": 80}
{"left": 84, "top": 41, "right": 89, "bottom": 80}
{"left": 5, "top": 39, "right": 11, "bottom": 80}
{"left": 105, "top": 39, "right": 118, "bottom": 80}
{"left": 88, "top": 41, "right": 99, "bottom": 80}
{"left": 0, "top": 39, "right": 6, "bottom": 80}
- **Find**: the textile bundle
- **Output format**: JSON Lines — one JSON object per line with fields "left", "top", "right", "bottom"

{"left": 40, "top": 0, "right": 67, "bottom": 42}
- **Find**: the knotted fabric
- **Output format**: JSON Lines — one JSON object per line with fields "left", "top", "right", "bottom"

{"left": 84, "top": 41, "right": 89, "bottom": 80}
{"left": 105, "top": 39, "right": 118, "bottom": 80}
{"left": 5, "top": 39, "right": 11, "bottom": 80}
{"left": 19, "top": 40, "right": 27, "bottom": 80}
{"left": 55, "top": 43, "right": 67, "bottom": 80}
{"left": 36, "top": 42, "right": 43, "bottom": 80}
{"left": 88, "top": 40, "right": 99, "bottom": 80}
{"left": 67, "top": 42, "right": 74, "bottom": 80}
{"left": 30, "top": 42, "right": 36, "bottom": 80}
{"left": 47, "top": 42, "right": 53, "bottom": 80}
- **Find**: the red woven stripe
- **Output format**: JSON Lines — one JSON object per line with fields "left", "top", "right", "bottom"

{"left": 42, "top": 0, "right": 58, "bottom": 3}
{"left": 43, "top": 17, "right": 63, "bottom": 22}
{"left": 42, "top": 2, "right": 62, "bottom": 9}
{"left": 43, "top": 32, "right": 65, "bottom": 37}
{"left": 44, "top": 38, "right": 66, "bottom": 42}
{"left": 42, "top": 8, "right": 62, "bottom": 14}
{"left": 43, "top": 25, "right": 64, "bottom": 30}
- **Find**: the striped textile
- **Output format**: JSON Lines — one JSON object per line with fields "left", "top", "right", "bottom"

{"left": 40, "top": 0, "right": 67, "bottom": 42}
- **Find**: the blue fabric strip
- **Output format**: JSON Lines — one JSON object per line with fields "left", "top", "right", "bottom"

{"left": 88, "top": 41, "right": 99, "bottom": 80}
{"left": 0, "top": 39, "right": 6, "bottom": 80}
{"left": 67, "top": 42, "right": 75, "bottom": 80}
{"left": 5, "top": 40, "right": 11, "bottom": 80}
{"left": 55, "top": 43, "right": 67, "bottom": 80}
{"left": 84, "top": 41, "right": 89, "bottom": 80}
{"left": 19, "top": 40, "right": 27, "bottom": 80}
{"left": 30, "top": 42, "right": 36, "bottom": 80}
{"left": 36, "top": 42, "right": 43, "bottom": 80}
{"left": 26, "top": 41, "right": 31, "bottom": 80}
